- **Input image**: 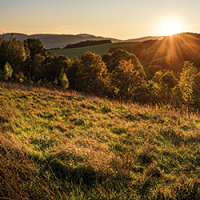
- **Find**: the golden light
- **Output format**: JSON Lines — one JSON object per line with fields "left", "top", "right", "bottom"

{"left": 162, "top": 22, "right": 181, "bottom": 36}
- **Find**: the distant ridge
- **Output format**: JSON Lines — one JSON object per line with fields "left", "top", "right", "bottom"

{"left": 124, "top": 36, "right": 163, "bottom": 42}
{"left": 0, "top": 33, "right": 163, "bottom": 48}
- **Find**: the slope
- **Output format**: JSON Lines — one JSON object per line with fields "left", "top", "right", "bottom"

{"left": 1, "top": 82, "right": 200, "bottom": 199}
{"left": 49, "top": 41, "right": 140, "bottom": 58}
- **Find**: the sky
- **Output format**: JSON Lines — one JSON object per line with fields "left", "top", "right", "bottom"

{"left": 1, "top": 0, "right": 200, "bottom": 40}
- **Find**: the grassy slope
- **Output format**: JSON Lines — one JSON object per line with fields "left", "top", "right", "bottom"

{"left": 49, "top": 42, "right": 140, "bottom": 58}
{"left": 1, "top": 82, "right": 200, "bottom": 199}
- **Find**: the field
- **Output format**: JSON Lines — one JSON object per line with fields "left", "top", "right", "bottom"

{"left": 1, "top": 82, "right": 200, "bottom": 199}
{"left": 49, "top": 42, "right": 140, "bottom": 58}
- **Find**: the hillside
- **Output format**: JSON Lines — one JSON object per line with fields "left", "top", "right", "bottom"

{"left": 123, "top": 36, "right": 163, "bottom": 42}
{"left": 108, "top": 32, "right": 200, "bottom": 71}
{"left": 49, "top": 41, "right": 140, "bottom": 58}
{"left": 1, "top": 82, "right": 200, "bottom": 199}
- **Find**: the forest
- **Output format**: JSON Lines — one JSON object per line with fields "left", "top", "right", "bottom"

{"left": 0, "top": 33, "right": 200, "bottom": 113}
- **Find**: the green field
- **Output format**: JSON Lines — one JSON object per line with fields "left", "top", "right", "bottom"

{"left": 49, "top": 42, "right": 140, "bottom": 58}
{"left": 1, "top": 82, "right": 200, "bottom": 199}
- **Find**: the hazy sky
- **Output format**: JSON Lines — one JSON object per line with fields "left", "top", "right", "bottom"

{"left": 1, "top": 0, "right": 200, "bottom": 39}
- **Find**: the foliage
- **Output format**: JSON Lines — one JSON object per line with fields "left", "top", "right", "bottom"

{"left": 43, "top": 54, "right": 70, "bottom": 84}
{"left": 66, "top": 56, "right": 80, "bottom": 89}
{"left": 0, "top": 35, "right": 27, "bottom": 74}
{"left": 0, "top": 62, "right": 13, "bottom": 80}
{"left": 192, "top": 72, "right": 200, "bottom": 109}
{"left": 108, "top": 33, "right": 200, "bottom": 72}
{"left": 147, "top": 65, "right": 163, "bottom": 80}
{"left": 24, "top": 38, "right": 50, "bottom": 58}
{"left": 111, "top": 59, "right": 146, "bottom": 100}
{"left": 2, "top": 35, "right": 200, "bottom": 111}
{"left": 75, "top": 51, "right": 107, "bottom": 92}
{"left": 103, "top": 49, "right": 145, "bottom": 75}
{"left": 160, "top": 70, "right": 178, "bottom": 103}
{"left": 23, "top": 38, "right": 49, "bottom": 79}
{"left": 179, "top": 62, "right": 197, "bottom": 114}
{"left": 59, "top": 69, "right": 69, "bottom": 90}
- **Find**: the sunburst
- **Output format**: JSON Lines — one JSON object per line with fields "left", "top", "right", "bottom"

{"left": 162, "top": 22, "right": 181, "bottom": 36}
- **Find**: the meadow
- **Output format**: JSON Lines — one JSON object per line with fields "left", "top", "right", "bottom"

{"left": 1, "top": 82, "right": 200, "bottom": 199}
{"left": 49, "top": 42, "right": 140, "bottom": 58}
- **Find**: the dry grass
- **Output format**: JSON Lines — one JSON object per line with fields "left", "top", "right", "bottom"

{"left": 1, "top": 82, "right": 200, "bottom": 199}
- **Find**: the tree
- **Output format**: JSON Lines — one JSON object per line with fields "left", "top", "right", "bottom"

{"left": 43, "top": 55, "right": 70, "bottom": 84}
{"left": 103, "top": 49, "right": 145, "bottom": 75}
{"left": 24, "top": 38, "right": 49, "bottom": 58}
{"left": 147, "top": 65, "right": 163, "bottom": 80}
{"left": 179, "top": 61, "right": 197, "bottom": 117}
{"left": 59, "top": 69, "right": 69, "bottom": 90}
{"left": 160, "top": 70, "right": 178, "bottom": 103}
{"left": 75, "top": 52, "right": 107, "bottom": 92}
{"left": 111, "top": 59, "right": 146, "bottom": 100}
{"left": 0, "top": 35, "right": 27, "bottom": 74}
{"left": 23, "top": 38, "right": 50, "bottom": 78}
{"left": 0, "top": 62, "right": 13, "bottom": 81}
{"left": 66, "top": 56, "right": 80, "bottom": 89}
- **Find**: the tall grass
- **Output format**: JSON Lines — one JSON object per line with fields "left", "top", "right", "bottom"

{"left": 1, "top": 82, "right": 200, "bottom": 199}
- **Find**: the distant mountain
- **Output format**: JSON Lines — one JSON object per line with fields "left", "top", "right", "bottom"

{"left": 124, "top": 36, "right": 163, "bottom": 42}
{"left": 0, "top": 33, "right": 163, "bottom": 48}
{"left": 0, "top": 33, "right": 121, "bottom": 48}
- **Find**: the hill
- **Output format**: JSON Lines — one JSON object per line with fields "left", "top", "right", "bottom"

{"left": 123, "top": 36, "right": 163, "bottom": 42}
{"left": 0, "top": 33, "right": 163, "bottom": 49}
{"left": 0, "top": 33, "right": 121, "bottom": 48}
{"left": 49, "top": 41, "right": 140, "bottom": 58}
{"left": 108, "top": 32, "right": 200, "bottom": 71}
{"left": 1, "top": 82, "right": 200, "bottom": 199}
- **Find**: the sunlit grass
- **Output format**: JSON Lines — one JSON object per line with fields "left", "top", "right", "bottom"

{"left": 1, "top": 82, "right": 200, "bottom": 199}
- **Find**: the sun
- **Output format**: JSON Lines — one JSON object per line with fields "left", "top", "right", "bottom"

{"left": 162, "top": 22, "right": 181, "bottom": 36}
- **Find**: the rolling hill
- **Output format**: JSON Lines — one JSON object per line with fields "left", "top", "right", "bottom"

{"left": 0, "top": 33, "right": 162, "bottom": 49}
{"left": 0, "top": 33, "right": 121, "bottom": 48}
{"left": 49, "top": 41, "right": 141, "bottom": 58}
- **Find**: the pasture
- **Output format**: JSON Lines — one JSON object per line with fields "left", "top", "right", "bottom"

{"left": 49, "top": 42, "right": 140, "bottom": 57}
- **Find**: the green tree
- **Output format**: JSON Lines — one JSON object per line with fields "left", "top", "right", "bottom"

{"left": 111, "top": 59, "right": 146, "bottom": 100}
{"left": 179, "top": 61, "right": 197, "bottom": 117}
{"left": 23, "top": 38, "right": 50, "bottom": 79}
{"left": 75, "top": 52, "right": 107, "bottom": 92}
{"left": 191, "top": 72, "right": 200, "bottom": 110}
{"left": 160, "top": 70, "right": 178, "bottom": 103}
{"left": 0, "top": 62, "right": 13, "bottom": 81}
{"left": 59, "top": 69, "right": 69, "bottom": 90}
{"left": 43, "top": 55, "right": 70, "bottom": 84}
{"left": 103, "top": 49, "right": 145, "bottom": 76}
{"left": 147, "top": 65, "right": 163, "bottom": 80}
{"left": 66, "top": 56, "right": 80, "bottom": 89}
{"left": 0, "top": 35, "right": 27, "bottom": 75}
{"left": 24, "top": 38, "right": 49, "bottom": 58}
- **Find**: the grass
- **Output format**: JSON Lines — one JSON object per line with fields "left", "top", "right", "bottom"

{"left": 49, "top": 42, "right": 140, "bottom": 58}
{"left": 1, "top": 82, "right": 200, "bottom": 199}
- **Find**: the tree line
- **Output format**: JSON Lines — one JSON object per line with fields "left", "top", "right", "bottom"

{"left": 64, "top": 39, "right": 112, "bottom": 49}
{"left": 0, "top": 35, "right": 200, "bottom": 113}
